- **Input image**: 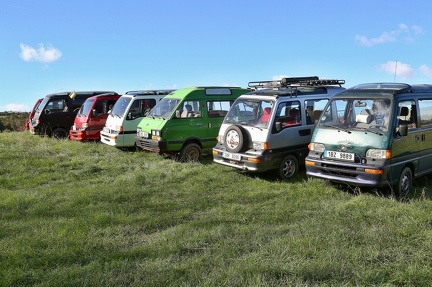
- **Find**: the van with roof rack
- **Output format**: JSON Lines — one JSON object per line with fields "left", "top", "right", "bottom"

{"left": 69, "top": 92, "right": 120, "bottom": 141}
{"left": 134, "top": 86, "right": 250, "bottom": 161}
{"left": 306, "top": 82, "right": 432, "bottom": 197}
{"left": 212, "top": 76, "right": 345, "bottom": 179}
{"left": 30, "top": 90, "right": 115, "bottom": 139}
{"left": 100, "top": 90, "right": 173, "bottom": 148}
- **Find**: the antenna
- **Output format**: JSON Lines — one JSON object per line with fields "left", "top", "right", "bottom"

{"left": 394, "top": 60, "right": 398, "bottom": 82}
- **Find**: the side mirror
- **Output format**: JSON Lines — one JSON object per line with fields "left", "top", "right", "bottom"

{"left": 275, "top": 121, "right": 282, "bottom": 132}
{"left": 398, "top": 124, "right": 408, "bottom": 136}
{"left": 127, "top": 112, "right": 132, "bottom": 120}
{"left": 175, "top": 110, "right": 181, "bottom": 118}
{"left": 45, "top": 109, "right": 50, "bottom": 115}
{"left": 92, "top": 109, "right": 97, "bottom": 117}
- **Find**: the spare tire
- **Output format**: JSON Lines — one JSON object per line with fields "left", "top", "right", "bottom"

{"left": 224, "top": 125, "right": 247, "bottom": 153}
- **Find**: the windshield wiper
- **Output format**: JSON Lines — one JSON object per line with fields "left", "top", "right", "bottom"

{"left": 323, "top": 124, "right": 351, "bottom": 134}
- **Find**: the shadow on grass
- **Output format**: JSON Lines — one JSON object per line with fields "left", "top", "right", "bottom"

{"left": 327, "top": 175, "right": 432, "bottom": 202}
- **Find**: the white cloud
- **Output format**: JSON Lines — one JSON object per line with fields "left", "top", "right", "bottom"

{"left": 19, "top": 43, "right": 62, "bottom": 63}
{"left": 355, "top": 23, "right": 423, "bottom": 47}
{"left": 379, "top": 61, "right": 414, "bottom": 79}
{"left": 3, "top": 103, "right": 29, "bottom": 112}
{"left": 419, "top": 64, "right": 432, "bottom": 78}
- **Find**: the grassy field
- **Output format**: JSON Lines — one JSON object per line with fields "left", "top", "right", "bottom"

{"left": 2, "top": 132, "right": 432, "bottom": 286}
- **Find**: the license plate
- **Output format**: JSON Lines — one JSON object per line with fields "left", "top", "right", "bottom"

{"left": 324, "top": 150, "right": 354, "bottom": 162}
{"left": 223, "top": 152, "right": 241, "bottom": 161}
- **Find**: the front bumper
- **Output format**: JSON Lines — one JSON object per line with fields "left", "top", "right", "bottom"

{"left": 305, "top": 156, "right": 390, "bottom": 187}
{"left": 212, "top": 147, "right": 273, "bottom": 172}
{"left": 135, "top": 136, "right": 168, "bottom": 153}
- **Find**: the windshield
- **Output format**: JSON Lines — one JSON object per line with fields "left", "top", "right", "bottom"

{"left": 149, "top": 98, "right": 181, "bottom": 118}
{"left": 319, "top": 97, "right": 392, "bottom": 133}
{"left": 224, "top": 98, "right": 273, "bottom": 128}
{"left": 77, "top": 99, "right": 94, "bottom": 116}
{"left": 111, "top": 97, "right": 132, "bottom": 117}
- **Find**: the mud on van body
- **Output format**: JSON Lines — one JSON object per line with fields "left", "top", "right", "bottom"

{"left": 134, "top": 86, "right": 250, "bottom": 161}
{"left": 212, "top": 77, "right": 345, "bottom": 179}
{"left": 69, "top": 92, "right": 120, "bottom": 141}
{"left": 100, "top": 90, "right": 173, "bottom": 148}
{"left": 305, "top": 82, "right": 432, "bottom": 196}
{"left": 30, "top": 91, "right": 115, "bottom": 138}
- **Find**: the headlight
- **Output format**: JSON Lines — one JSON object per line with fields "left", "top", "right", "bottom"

{"left": 137, "top": 127, "right": 142, "bottom": 136}
{"left": 366, "top": 149, "right": 391, "bottom": 159}
{"left": 82, "top": 123, "right": 88, "bottom": 130}
{"left": 309, "top": 142, "right": 325, "bottom": 153}
{"left": 151, "top": 130, "right": 161, "bottom": 140}
{"left": 252, "top": 141, "right": 268, "bottom": 150}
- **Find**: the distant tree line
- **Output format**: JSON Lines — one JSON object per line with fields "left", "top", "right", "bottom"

{"left": 0, "top": 112, "right": 29, "bottom": 132}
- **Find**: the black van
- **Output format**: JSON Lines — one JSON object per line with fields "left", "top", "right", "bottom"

{"left": 30, "top": 91, "right": 116, "bottom": 138}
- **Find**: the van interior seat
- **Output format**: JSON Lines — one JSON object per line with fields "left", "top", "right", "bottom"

{"left": 181, "top": 104, "right": 194, "bottom": 118}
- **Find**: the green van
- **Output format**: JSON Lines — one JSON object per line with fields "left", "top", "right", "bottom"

{"left": 135, "top": 86, "right": 250, "bottom": 161}
{"left": 305, "top": 82, "right": 432, "bottom": 197}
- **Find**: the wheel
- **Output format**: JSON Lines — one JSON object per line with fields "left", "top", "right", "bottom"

{"left": 179, "top": 143, "right": 202, "bottom": 162}
{"left": 52, "top": 128, "right": 68, "bottom": 139}
{"left": 224, "top": 125, "right": 247, "bottom": 153}
{"left": 278, "top": 154, "right": 298, "bottom": 180}
{"left": 394, "top": 167, "right": 412, "bottom": 198}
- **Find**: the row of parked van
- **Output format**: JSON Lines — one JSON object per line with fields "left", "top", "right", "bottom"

{"left": 28, "top": 77, "right": 432, "bottom": 197}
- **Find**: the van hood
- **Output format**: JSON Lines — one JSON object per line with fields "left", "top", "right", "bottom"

{"left": 313, "top": 128, "right": 389, "bottom": 155}
{"left": 137, "top": 116, "right": 166, "bottom": 133}
{"left": 73, "top": 114, "right": 89, "bottom": 128}
{"left": 104, "top": 114, "right": 124, "bottom": 130}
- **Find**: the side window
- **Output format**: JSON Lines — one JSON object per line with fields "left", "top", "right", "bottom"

{"left": 207, "top": 100, "right": 232, "bottom": 118}
{"left": 398, "top": 100, "right": 416, "bottom": 129}
{"left": 48, "top": 99, "right": 67, "bottom": 113}
{"left": 418, "top": 99, "right": 432, "bottom": 128}
{"left": 304, "top": 99, "right": 328, "bottom": 125}
{"left": 179, "top": 100, "right": 201, "bottom": 118}
{"left": 275, "top": 101, "right": 301, "bottom": 129}
{"left": 142, "top": 99, "right": 156, "bottom": 116}
{"left": 106, "top": 100, "right": 117, "bottom": 113}
{"left": 127, "top": 100, "right": 142, "bottom": 120}
{"left": 94, "top": 101, "right": 104, "bottom": 116}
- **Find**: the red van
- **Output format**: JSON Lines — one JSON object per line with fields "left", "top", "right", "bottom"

{"left": 69, "top": 92, "right": 120, "bottom": 141}
{"left": 25, "top": 98, "right": 43, "bottom": 130}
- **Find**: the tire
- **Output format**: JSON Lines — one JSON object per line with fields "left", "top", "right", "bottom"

{"left": 52, "top": 128, "right": 68, "bottom": 139}
{"left": 224, "top": 125, "right": 247, "bottom": 153}
{"left": 278, "top": 154, "right": 299, "bottom": 180}
{"left": 179, "top": 143, "right": 202, "bottom": 162}
{"left": 394, "top": 166, "right": 412, "bottom": 198}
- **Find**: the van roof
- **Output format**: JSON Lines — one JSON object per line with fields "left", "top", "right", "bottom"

{"left": 163, "top": 86, "right": 250, "bottom": 98}
{"left": 46, "top": 91, "right": 115, "bottom": 98}
{"left": 125, "top": 90, "right": 175, "bottom": 96}
{"left": 342, "top": 83, "right": 432, "bottom": 96}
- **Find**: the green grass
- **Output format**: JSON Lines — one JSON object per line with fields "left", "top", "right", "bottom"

{"left": 2, "top": 132, "right": 432, "bottom": 286}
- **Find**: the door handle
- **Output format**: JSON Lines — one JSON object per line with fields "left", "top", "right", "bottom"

{"left": 197, "top": 123, "right": 203, "bottom": 126}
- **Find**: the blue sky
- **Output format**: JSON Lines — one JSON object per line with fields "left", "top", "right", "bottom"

{"left": 1, "top": 0, "right": 432, "bottom": 112}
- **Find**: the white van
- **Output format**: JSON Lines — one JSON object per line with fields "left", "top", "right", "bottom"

{"left": 212, "top": 77, "right": 345, "bottom": 179}
{"left": 100, "top": 90, "right": 173, "bottom": 148}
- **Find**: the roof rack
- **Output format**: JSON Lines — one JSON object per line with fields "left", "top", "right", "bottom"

{"left": 248, "top": 76, "right": 345, "bottom": 90}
